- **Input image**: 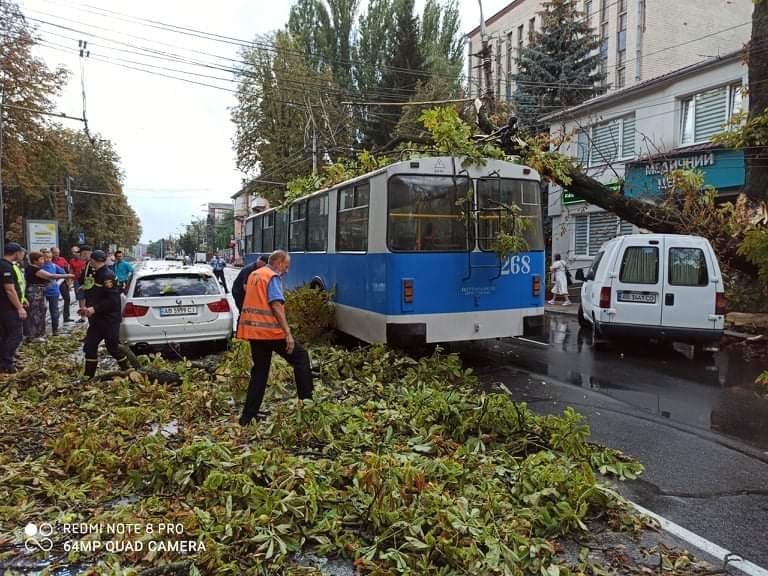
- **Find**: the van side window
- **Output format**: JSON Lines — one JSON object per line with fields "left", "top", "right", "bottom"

{"left": 619, "top": 246, "right": 659, "bottom": 284}
{"left": 669, "top": 247, "right": 708, "bottom": 286}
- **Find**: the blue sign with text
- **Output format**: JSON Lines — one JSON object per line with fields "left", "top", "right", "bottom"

{"left": 624, "top": 148, "right": 744, "bottom": 198}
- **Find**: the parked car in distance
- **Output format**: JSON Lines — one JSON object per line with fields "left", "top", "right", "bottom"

{"left": 576, "top": 234, "right": 725, "bottom": 346}
{"left": 120, "top": 261, "right": 232, "bottom": 352}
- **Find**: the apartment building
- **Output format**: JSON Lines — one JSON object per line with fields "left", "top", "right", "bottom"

{"left": 466, "top": 0, "right": 752, "bottom": 99}
{"left": 543, "top": 51, "right": 747, "bottom": 269}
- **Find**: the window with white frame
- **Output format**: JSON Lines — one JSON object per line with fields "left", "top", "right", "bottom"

{"left": 506, "top": 31, "right": 513, "bottom": 100}
{"left": 574, "top": 213, "right": 634, "bottom": 256}
{"left": 575, "top": 114, "right": 635, "bottom": 166}
{"left": 680, "top": 83, "right": 742, "bottom": 145}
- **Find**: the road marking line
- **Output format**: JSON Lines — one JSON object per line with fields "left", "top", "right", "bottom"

{"left": 513, "top": 336, "right": 549, "bottom": 346}
{"left": 630, "top": 502, "right": 768, "bottom": 576}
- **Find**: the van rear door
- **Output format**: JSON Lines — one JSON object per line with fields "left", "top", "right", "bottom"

{"left": 661, "top": 238, "right": 723, "bottom": 330}
{"left": 610, "top": 237, "right": 663, "bottom": 327}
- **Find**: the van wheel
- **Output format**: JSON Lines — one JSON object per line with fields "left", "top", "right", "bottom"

{"left": 577, "top": 305, "right": 589, "bottom": 327}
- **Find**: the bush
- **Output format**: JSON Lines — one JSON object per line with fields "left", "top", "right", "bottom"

{"left": 284, "top": 285, "right": 336, "bottom": 345}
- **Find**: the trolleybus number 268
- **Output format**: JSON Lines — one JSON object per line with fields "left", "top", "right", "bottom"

{"left": 500, "top": 255, "right": 532, "bottom": 276}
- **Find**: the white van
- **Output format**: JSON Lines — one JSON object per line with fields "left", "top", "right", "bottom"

{"left": 576, "top": 234, "right": 725, "bottom": 345}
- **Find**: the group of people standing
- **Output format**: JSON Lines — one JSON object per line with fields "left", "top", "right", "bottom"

{"left": 0, "top": 242, "right": 134, "bottom": 375}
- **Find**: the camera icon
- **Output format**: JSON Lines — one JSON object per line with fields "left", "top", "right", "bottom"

{"left": 24, "top": 522, "right": 54, "bottom": 552}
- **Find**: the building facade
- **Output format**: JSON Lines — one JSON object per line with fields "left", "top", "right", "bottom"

{"left": 467, "top": 0, "right": 751, "bottom": 99}
{"left": 543, "top": 51, "right": 747, "bottom": 270}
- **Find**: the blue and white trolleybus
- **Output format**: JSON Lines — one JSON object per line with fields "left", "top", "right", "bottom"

{"left": 243, "top": 156, "right": 545, "bottom": 345}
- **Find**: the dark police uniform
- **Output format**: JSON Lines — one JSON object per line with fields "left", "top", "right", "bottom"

{"left": 83, "top": 251, "right": 129, "bottom": 378}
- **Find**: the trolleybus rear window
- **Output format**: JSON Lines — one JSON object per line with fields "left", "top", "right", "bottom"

{"left": 477, "top": 179, "right": 544, "bottom": 251}
{"left": 388, "top": 175, "right": 471, "bottom": 252}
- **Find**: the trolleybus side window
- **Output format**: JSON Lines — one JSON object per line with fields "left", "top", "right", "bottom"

{"left": 275, "top": 209, "right": 288, "bottom": 251}
{"left": 262, "top": 212, "right": 275, "bottom": 253}
{"left": 307, "top": 193, "right": 329, "bottom": 252}
{"left": 337, "top": 182, "right": 369, "bottom": 252}
{"left": 477, "top": 179, "right": 544, "bottom": 251}
{"left": 289, "top": 201, "right": 307, "bottom": 251}
{"left": 251, "top": 216, "right": 262, "bottom": 255}
{"left": 388, "top": 175, "right": 470, "bottom": 252}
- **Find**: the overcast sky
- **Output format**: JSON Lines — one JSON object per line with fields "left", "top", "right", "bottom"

{"left": 21, "top": 0, "right": 510, "bottom": 243}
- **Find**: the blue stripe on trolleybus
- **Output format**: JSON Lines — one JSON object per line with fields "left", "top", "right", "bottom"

{"left": 281, "top": 251, "right": 545, "bottom": 316}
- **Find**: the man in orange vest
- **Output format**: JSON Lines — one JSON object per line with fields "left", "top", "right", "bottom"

{"left": 236, "top": 250, "right": 313, "bottom": 426}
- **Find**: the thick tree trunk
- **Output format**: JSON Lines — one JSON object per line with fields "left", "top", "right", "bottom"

{"left": 745, "top": 0, "right": 768, "bottom": 203}
{"left": 560, "top": 170, "right": 756, "bottom": 276}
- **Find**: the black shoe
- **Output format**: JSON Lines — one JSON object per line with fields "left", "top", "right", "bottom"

{"left": 0, "top": 366, "right": 18, "bottom": 374}
{"left": 77, "top": 318, "right": 86, "bottom": 323}
{"left": 64, "top": 319, "right": 74, "bottom": 323}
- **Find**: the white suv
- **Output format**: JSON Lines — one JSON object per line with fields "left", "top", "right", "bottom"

{"left": 120, "top": 261, "right": 233, "bottom": 351}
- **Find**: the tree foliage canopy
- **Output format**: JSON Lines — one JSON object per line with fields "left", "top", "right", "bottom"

{"left": 233, "top": 0, "right": 465, "bottom": 198}
{"left": 512, "top": 0, "right": 605, "bottom": 132}
{"left": 1, "top": 0, "right": 141, "bottom": 249}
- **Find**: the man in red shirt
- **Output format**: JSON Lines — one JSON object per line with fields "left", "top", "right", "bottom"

{"left": 69, "top": 246, "right": 87, "bottom": 323}
{"left": 51, "top": 247, "right": 73, "bottom": 323}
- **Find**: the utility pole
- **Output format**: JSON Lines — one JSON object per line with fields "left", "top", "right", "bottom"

{"left": 66, "top": 176, "right": 73, "bottom": 226}
{"left": 312, "top": 126, "right": 318, "bottom": 176}
{"left": 477, "top": 0, "right": 495, "bottom": 114}
{"left": 0, "top": 76, "right": 5, "bottom": 254}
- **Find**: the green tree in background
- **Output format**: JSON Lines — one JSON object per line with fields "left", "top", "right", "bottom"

{"left": 177, "top": 218, "right": 206, "bottom": 256}
{"left": 1, "top": 0, "right": 68, "bottom": 240}
{"left": 513, "top": 0, "right": 605, "bottom": 132}
{"left": 232, "top": 31, "right": 351, "bottom": 206}
{"left": 214, "top": 210, "right": 234, "bottom": 251}
{"left": 1, "top": 0, "right": 140, "bottom": 249}
{"left": 289, "top": 0, "right": 359, "bottom": 87}
{"left": 366, "top": 0, "right": 426, "bottom": 147}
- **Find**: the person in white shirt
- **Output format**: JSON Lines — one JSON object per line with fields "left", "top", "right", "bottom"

{"left": 548, "top": 253, "right": 572, "bottom": 306}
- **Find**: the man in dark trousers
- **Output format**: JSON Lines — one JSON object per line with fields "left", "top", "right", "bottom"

{"left": 0, "top": 243, "right": 28, "bottom": 374}
{"left": 236, "top": 250, "right": 312, "bottom": 426}
{"left": 81, "top": 250, "right": 130, "bottom": 379}
{"left": 232, "top": 255, "right": 268, "bottom": 313}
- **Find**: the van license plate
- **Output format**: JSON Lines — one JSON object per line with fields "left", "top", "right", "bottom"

{"left": 617, "top": 291, "right": 657, "bottom": 304}
{"left": 159, "top": 306, "right": 198, "bottom": 316}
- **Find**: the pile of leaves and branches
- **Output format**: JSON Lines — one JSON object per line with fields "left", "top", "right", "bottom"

{"left": 284, "top": 286, "right": 336, "bottom": 346}
{"left": 0, "top": 331, "right": 672, "bottom": 575}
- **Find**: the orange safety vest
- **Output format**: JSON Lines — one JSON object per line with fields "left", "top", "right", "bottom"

{"left": 236, "top": 266, "right": 286, "bottom": 340}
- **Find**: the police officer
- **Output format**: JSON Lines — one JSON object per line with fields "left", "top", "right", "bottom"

{"left": 81, "top": 250, "right": 130, "bottom": 378}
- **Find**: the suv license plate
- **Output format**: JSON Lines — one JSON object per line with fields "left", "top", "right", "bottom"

{"left": 159, "top": 306, "right": 198, "bottom": 317}
{"left": 618, "top": 291, "right": 657, "bottom": 304}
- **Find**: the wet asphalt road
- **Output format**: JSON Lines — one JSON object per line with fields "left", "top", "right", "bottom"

{"left": 457, "top": 312, "right": 768, "bottom": 570}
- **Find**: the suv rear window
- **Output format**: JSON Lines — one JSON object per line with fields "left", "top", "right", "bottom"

{"left": 669, "top": 247, "right": 708, "bottom": 286}
{"left": 619, "top": 246, "right": 659, "bottom": 284}
{"left": 133, "top": 274, "right": 221, "bottom": 297}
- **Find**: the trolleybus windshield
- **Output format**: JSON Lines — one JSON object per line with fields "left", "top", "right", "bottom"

{"left": 476, "top": 178, "right": 544, "bottom": 251}
{"left": 388, "top": 174, "right": 471, "bottom": 252}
